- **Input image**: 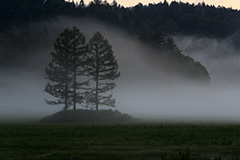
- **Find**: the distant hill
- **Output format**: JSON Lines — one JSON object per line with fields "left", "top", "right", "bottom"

{"left": 40, "top": 109, "right": 136, "bottom": 123}
{"left": 2, "top": 0, "right": 240, "bottom": 38}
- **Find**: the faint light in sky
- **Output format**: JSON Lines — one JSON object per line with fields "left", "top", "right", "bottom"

{"left": 70, "top": 0, "right": 239, "bottom": 9}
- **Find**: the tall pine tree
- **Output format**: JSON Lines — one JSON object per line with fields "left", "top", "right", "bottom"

{"left": 69, "top": 27, "right": 88, "bottom": 110}
{"left": 79, "top": 0, "right": 85, "bottom": 7}
{"left": 44, "top": 27, "right": 88, "bottom": 110}
{"left": 87, "top": 32, "right": 120, "bottom": 111}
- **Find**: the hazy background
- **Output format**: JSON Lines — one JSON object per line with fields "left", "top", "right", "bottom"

{"left": 1, "top": 17, "right": 240, "bottom": 122}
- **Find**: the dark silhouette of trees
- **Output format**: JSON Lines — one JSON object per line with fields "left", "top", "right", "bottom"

{"left": 45, "top": 27, "right": 88, "bottom": 110}
{"left": 1, "top": 0, "right": 240, "bottom": 42}
{"left": 45, "top": 28, "right": 120, "bottom": 111}
{"left": 87, "top": 32, "right": 120, "bottom": 111}
{"left": 1, "top": 0, "right": 240, "bottom": 38}
{"left": 147, "top": 31, "right": 210, "bottom": 82}
{"left": 79, "top": 0, "right": 85, "bottom": 8}
{"left": 68, "top": 27, "right": 88, "bottom": 110}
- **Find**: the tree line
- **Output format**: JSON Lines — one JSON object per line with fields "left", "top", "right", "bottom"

{"left": 44, "top": 27, "right": 120, "bottom": 111}
{"left": 1, "top": 0, "right": 240, "bottom": 39}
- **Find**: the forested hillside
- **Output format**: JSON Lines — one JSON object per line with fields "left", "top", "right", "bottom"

{"left": 3, "top": 0, "right": 239, "bottom": 82}
{"left": 2, "top": 0, "right": 240, "bottom": 37}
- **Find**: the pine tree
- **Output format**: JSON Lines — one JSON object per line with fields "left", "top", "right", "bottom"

{"left": 87, "top": 32, "right": 120, "bottom": 111}
{"left": 44, "top": 27, "right": 88, "bottom": 110}
{"left": 93, "top": 0, "right": 102, "bottom": 5}
{"left": 79, "top": 0, "right": 85, "bottom": 8}
{"left": 112, "top": 0, "right": 117, "bottom": 7}
{"left": 69, "top": 27, "right": 88, "bottom": 110}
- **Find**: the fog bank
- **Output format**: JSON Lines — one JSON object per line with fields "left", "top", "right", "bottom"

{"left": 1, "top": 17, "right": 240, "bottom": 122}
{"left": 174, "top": 36, "right": 240, "bottom": 84}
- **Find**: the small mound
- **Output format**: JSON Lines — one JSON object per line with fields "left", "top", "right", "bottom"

{"left": 40, "top": 109, "right": 136, "bottom": 123}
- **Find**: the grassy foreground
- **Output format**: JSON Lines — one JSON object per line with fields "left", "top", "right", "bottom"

{"left": 0, "top": 124, "right": 240, "bottom": 160}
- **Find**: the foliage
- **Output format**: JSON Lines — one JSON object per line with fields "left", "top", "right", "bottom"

{"left": 87, "top": 32, "right": 120, "bottom": 110}
{"left": 146, "top": 33, "right": 210, "bottom": 82}
{"left": 1, "top": 0, "right": 240, "bottom": 38}
{"left": 45, "top": 27, "right": 88, "bottom": 110}
{"left": 0, "top": 0, "right": 77, "bottom": 31}
{"left": 120, "top": 1, "right": 240, "bottom": 38}
{"left": 0, "top": 124, "right": 240, "bottom": 159}
{"left": 45, "top": 28, "right": 120, "bottom": 111}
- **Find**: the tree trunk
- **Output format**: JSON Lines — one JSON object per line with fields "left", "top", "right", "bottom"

{"left": 95, "top": 45, "right": 99, "bottom": 111}
{"left": 73, "top": 68, "right": 77, "bottom": 110}
{"left": 64, "top": 77, "right": 68, "bottom": 111}
{"left": 73, "top": 44, "right": 77, "bottom": 110}
{"left": 64, "top": 59, "right": 69, "bottom": 111}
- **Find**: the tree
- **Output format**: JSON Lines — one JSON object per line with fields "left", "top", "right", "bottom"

{"left": 93, "top": 0, "right": 102, "bottom": 6}
{"left": 87, "top": 32, "right": 120, "bottom": 111}
{"left": 68, "top": 27, "right": 88, "bottom": 110}
{"left": 44, "top": 27, "right": 88, "bottom": 110}
{"left": 112, "top": 0, "right": 117, "bottom": 7}
{"left": 79, "top": 0, "right": 85, "bottom": 8}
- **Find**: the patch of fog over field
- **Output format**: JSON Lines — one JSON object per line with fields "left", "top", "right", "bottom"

{"left": 160, "top": 35, "right": 240, "bottom": 122}
{"left": 1, "top": 17, "right": 240, "bottom": 122}
{"left": 174, "top": 36, "right": 240, "bottom": 83}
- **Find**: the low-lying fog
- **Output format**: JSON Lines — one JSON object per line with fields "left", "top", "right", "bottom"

{"left": 1, "top": 17, "right": 240, "bottom": 122}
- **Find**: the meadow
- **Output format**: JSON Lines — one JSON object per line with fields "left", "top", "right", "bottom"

{"left": 0, "top": 123, "right": 240, "bottom": 160}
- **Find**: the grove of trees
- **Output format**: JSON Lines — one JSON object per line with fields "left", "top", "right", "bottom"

{"left": 44, "top": 27, "right": 120, "bottom": 111}
{"left": 2, "top": 0, "right": 240, "bottom": 39}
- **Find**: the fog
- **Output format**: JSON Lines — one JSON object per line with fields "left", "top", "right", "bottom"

{"left": 1, "top": 17, "right": 240, "bottom": 122}
{"left": 174, "top": 36, "right": 240, "bottom": 84}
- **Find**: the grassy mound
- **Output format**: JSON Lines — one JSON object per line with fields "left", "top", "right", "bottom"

{"left": 40, "top": 109, "right": 136, "bottom": 123}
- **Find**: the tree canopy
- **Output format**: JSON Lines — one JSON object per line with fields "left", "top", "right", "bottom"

{"left": 45, "top": 27, "right": 120, "bottom": 110}
{"left": 45, "top": 27, "right": 88, "bottom": 110}
{"left": 87, "top": 32, "right": 120, "bottom": 110}
{"left": 1, "top": 0, "right": 240, "bottom": 38}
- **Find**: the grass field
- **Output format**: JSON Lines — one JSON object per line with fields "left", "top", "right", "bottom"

{"left": 0, "top": 123, "right": 240, "bottom": 160}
